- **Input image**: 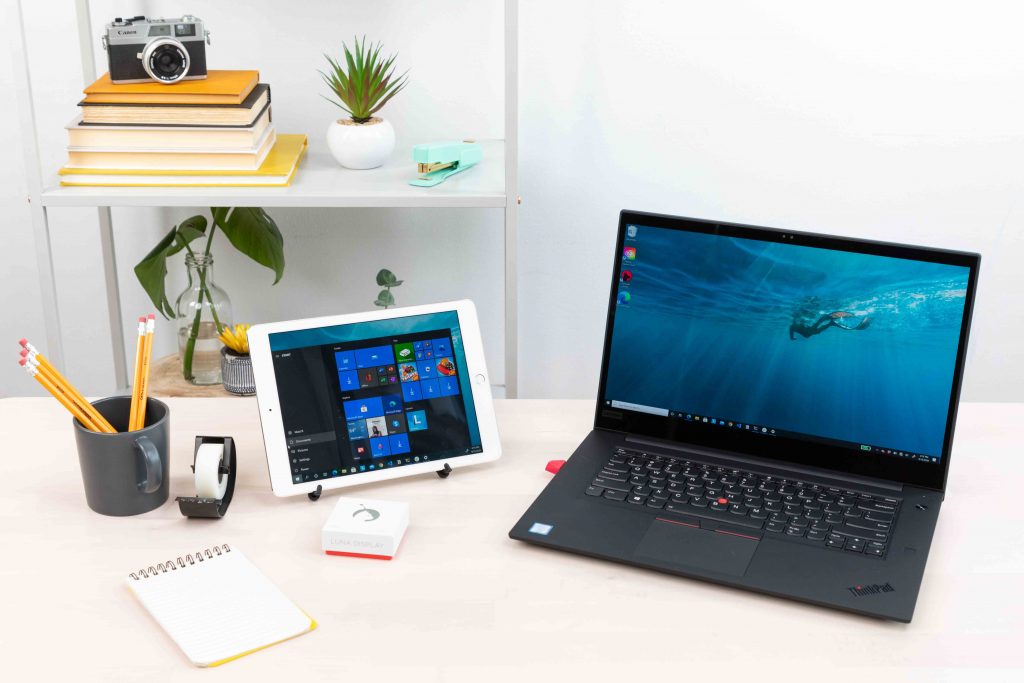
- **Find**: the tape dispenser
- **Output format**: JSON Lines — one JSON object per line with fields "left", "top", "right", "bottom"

{"left": 176, "top": 436, "right": 236, "bottom": 518}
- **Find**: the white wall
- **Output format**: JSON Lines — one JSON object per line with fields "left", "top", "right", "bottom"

{"left": 3, "top": 0, "right": 1022, "bottom": 401}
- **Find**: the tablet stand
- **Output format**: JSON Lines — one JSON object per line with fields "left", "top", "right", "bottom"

{"left": 308, "top": 463, "right": 453, "bottom": 501}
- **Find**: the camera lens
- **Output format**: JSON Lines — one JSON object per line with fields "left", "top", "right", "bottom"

{"left": 142, "top": 38, "right": 189, "bottom": 83}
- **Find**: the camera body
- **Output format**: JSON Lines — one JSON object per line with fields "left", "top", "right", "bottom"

{"left": 102, "top": 15, "right": 209, "bottom": 84}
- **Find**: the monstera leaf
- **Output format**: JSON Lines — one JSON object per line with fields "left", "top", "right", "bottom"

{"left": 134, "top": 215, "right": 208, "bottom": 318}
{"left": 211, "top": 207, "right": 285, "bottom": 284}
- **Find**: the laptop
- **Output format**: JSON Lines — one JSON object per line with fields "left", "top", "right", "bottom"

{"left": 510, "top": 210, "right": 979, "bottom": 622}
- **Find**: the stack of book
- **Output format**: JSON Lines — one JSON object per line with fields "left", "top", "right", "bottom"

{"left": 59, "top": 70, "right": 307, "bottom": 187}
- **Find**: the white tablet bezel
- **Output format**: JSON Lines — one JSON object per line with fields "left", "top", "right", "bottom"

{"left": 248, "top": 300, "right": 501, "bottom": 497}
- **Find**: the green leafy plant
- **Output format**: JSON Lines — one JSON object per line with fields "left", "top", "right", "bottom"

{"left": 134, "top": 207, "right": 284, "bottom": 379}
{"left": 320, "top": 36, "right": 409, "bottom": 124}
{"left": 374, "top": 268, "right": 403, "bottom": 309}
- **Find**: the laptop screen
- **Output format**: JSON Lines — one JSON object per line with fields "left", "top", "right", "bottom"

{"left": 597, "top": 212, "right": 978, "bottom": 490}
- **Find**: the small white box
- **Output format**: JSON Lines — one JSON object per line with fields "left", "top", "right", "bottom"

{"left": 321, "top": 496, "right": 409, "bottom": 560}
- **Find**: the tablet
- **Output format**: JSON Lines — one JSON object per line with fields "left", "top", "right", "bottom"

{"left": 248, "top": 300, "right": 501, "bottom": 497}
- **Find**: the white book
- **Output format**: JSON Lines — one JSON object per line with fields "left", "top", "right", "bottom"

{"left": 125, "top": 545, "right": 315, "bottom": 667}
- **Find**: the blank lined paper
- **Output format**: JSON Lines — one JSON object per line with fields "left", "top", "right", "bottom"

{"left": 126, "top": 547, "right": 314, "bottom": 666}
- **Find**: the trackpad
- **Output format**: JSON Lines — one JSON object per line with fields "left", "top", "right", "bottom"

{"left": 634, "top": 519, "right": 759, "bottom": 577}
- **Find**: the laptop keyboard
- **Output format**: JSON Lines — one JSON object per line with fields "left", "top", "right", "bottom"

{"left": 587, "top": 448, "right": 900, "bottom": 558}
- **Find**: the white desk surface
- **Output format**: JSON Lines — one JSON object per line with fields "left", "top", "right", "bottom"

{"left": 1, "top": 398, "right": 1021, "bottom": 681}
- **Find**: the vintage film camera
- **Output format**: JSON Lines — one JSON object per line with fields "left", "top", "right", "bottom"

{"left": 102, "top": 15, "right": 209, "bottom": 84}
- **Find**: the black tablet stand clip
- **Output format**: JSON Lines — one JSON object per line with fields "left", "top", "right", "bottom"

{"left": 308, "top": 462, "right": 453, "bottom": 502}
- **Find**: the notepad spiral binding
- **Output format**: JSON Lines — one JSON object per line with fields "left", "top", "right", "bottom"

{"left": 129, "top": 543, "right": 231, "bottom": 580}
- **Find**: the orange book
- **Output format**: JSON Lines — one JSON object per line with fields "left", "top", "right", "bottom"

{"left": 83, "top": 70, "right": 259, "bottom": 105}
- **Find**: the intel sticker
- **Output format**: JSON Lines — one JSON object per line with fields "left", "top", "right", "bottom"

{"left": 528, "top": 522, "right": 553, "bottom": 536}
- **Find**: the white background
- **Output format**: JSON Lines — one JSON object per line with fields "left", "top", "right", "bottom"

{"left": 2, "top": 0, "right": 1021, "bottom": 401}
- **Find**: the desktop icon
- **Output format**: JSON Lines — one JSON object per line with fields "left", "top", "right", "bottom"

{"left": 627, "top": 225, "right": 638, "bottom": 238}
{"left": 623, "top": 246, "right": 637, "bottom": 260}
{"left": 617, "top": 291, "right": 631, "bottom": 304}
{"left": 620, "top": 270, "right": 633, "bottom": 283}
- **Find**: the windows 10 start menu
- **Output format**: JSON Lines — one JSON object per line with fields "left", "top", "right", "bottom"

{"left": 271, "top": 330, "right": 479, "bottom": 484}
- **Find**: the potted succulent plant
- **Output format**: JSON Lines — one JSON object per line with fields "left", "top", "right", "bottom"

{"left": 218, "top": 323, "right": 256, "bottom": 395}
{"left": 320, "top": 36, "right": 409, "bottom": 169}
{"left": 134, "top": 207, "right": 284, "bottom": 385}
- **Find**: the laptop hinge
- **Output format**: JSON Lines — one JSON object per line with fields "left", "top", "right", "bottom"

{"left": 625, "top": 434, "right": 904, "bottom": 493}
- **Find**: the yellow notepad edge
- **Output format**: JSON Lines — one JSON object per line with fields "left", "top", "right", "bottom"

{"left": 205, "top": 616, "right": 317, "bottom": 668}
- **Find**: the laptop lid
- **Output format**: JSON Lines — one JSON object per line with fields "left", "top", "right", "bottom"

{"left": 595, "top": 211, "right": 980, "bottom": 491}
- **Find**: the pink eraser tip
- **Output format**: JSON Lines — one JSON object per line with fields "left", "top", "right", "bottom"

{"left": 18, "top": 338, "right": 27, "bottom": 347}
{"left": 147, "top": 313, "right": 156, "bottom": 319}
{"left": 138, "top": 316, "right": 146, "bottom": 323}
{"left": 18, "top": 358, "right": 27, "bottom": 366}
{"left": 19, "top": 349, "right": 28, "bottom": 357}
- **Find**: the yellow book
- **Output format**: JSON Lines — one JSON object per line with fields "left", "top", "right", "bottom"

{"left": 65, "top": 128, "right": 276, "bottom": 171}
{"left": 125, "top": 545, "right": 316, "bottom": 667}
{"left": 58, "top": 134, "right": 307, "bottom": 187}
{"left": 83, "top": 70, "right": 259, "bottom": 105}
{"left": 80, "top": 84, "right": 269, "bottom": 126}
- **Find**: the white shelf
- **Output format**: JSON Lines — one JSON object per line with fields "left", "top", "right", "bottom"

{"left": 39, "top": 139, "right": 507, "bottom": 209}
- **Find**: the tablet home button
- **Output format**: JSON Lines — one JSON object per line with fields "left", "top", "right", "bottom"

{"left": 474, "top": 374, "right": 486, "bottom": 385}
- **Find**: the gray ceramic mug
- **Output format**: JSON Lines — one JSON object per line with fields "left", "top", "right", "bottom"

{"left": 72, "top": 396, "right": 170, "bottom": 516}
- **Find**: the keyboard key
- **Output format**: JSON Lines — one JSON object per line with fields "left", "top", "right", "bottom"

{"left": 603, "top": 490, "right": 627, "bottom": 501}
{"left": 832, "top": 525, "right": 888, "bottom": 542}
{"left": 585, "top": 486, "right": 603, "bottom": 497}
{"left": 865, "top": 510, "right": 894, "bottom": 523}
{"left": 629, "top": 475, "right": 648, "bottom": 486}
{"left": 646, "top": 498, "right": 666, "bottom": 510}
{"left": 689, "top": 497, "right": 709, "bottom": 508}
{"left": 766, "top": 521, "right": 786, "bottom": 533}
{"left": 598, "top": 470, "right": 628, "bottom": 482}
{"left": 749, "top": 508, "right": 768, "bottom": 520}
{"left": 785, "top": 526, "right": 805, "bottom": 537}
{"left": 627, "top": 494, "right": 647, "bottom": 505}
{"left": 826, "top": 537, "right": 845, "bottom": 549}
{"left": 729, "top": 504, "right": 748, "bottom": 516}
{"left": 593, "top": 478, "right": 631, "bottom": 492}
{"left": 845, "top": 518, "right": 891, "bottom": 532}
{"left": 633, "top": 486, "right": 653, "bottom": 496}
{"left": 865, "top": 546, "right": 884, "bottom": 557}
{"left": 845, "top": 541, "right": 864, "bottom": 553}
{"left": 650, "top": 490, "right": 671, "bottom": 501}
{"left": 806, "top": 530, "right": 827, "bottom": 541}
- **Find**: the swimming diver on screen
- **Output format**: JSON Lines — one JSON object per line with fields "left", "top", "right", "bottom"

{"left": 789, "top": 310, "right": 871, "bottom": 339}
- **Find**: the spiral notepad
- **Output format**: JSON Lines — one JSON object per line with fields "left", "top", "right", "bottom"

{"left": 126, "top": 544, "right": 316, "bottom": 667}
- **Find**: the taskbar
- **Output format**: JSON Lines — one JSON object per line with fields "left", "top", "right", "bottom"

{"left": 671, "top": 410, "right": 941, "bottom": 465}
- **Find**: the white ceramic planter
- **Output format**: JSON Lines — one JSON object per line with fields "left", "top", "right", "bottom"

{"left": 326, "top": 117, "right": 396, "bottom": 169}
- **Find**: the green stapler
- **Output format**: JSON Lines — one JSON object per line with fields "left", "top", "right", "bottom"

{"left": 409, "top": 140, "right": 482, "bottom": 187}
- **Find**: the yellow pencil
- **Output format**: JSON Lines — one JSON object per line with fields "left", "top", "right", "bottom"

{"left": 132, "top": 314, "right": 155, "bottom": 431}
{"left": 21, "top": 359, "right": 99, "bottom": 430}
{"left": 128, "top": 316, "right": 146, "bottom": 431}
{"left": 19, "top": 342, "right": 117, "bottom": 433}
{"left": 23, "top": 354, "right": 111, "bottom": 433}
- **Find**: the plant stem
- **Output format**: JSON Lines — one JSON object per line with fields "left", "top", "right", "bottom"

{"left": 181, "top": 224, "right": 221, "bottom": 381}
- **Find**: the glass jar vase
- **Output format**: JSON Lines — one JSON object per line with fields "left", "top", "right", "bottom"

{"left": 175, "top": 254, "right": 232, "bottom": 385}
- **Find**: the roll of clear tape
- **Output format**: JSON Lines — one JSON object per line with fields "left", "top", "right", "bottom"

{"left": 194, "top": 443, "right": 228, "bottom": 499}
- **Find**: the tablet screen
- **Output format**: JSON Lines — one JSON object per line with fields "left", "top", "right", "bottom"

{"left": 267, "top": 310, "right": 483, "bottom": 484}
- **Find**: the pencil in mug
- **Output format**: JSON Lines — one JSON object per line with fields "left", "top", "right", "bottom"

{"left": 128, "top": 316, "right": 146, "bottom": 431}
{"left": 19, "top": 340, "right": 117, "bottom": 433}
{"left": 131, "top": 314, "right": 155, "bottom": 432}
{"left": 19, "top": 358, "right": 104, "bottom": 431}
